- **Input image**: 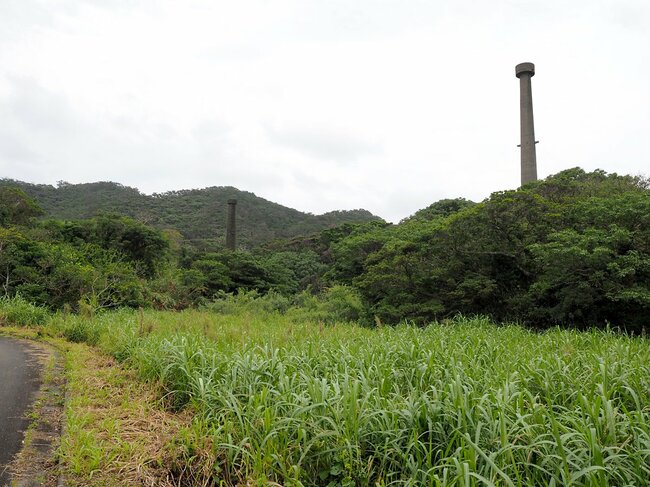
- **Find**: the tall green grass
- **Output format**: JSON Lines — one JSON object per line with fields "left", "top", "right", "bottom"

{"left": 138, "top": 318, "right": 650, "bottom": 485}
{"left": 0, "top": 294, "right": 50, "bottom": 326}
{"left": 3, "top": 295, "right": 649, "bottom": 485}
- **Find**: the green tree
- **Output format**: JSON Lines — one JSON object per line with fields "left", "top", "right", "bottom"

{"left": 0, "top": 187, "right": 43, "bottom": 226}
{"left": 350, "top": 169, "right": 650, "bottom": 330}
{"left": 51, "top": 214, "right": 170, "bottom": 278}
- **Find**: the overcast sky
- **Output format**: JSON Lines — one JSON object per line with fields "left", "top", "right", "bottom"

{"left": 1, "top": 1, "right": 648, "bottom": 222}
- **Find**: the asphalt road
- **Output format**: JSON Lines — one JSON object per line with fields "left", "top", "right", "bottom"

{"left": 0, "top": 336, "right": 43, "bottom": 486}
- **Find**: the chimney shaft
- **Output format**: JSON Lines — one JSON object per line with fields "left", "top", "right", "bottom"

{"left": 516, "top": 62, "right": 538, "bottom": 185}
{"left": 226, "top": 199, "right": 237, "bottom": 250}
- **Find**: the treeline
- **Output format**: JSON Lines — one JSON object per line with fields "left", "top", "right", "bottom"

{"left": 0, "top": 179, "right": 381, "bottom": 248}
{"left": 319, "top": 168, "right": 649, "bottom": 331}
{"left": 1, "top": 168, "right": 648, "bottom": 331}
{"left": 0, "top": 186, "right": 351, "bottom": 314}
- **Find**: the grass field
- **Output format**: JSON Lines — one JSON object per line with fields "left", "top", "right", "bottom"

{"left": 2, "top": 298, "right": 650, "bottom": 486}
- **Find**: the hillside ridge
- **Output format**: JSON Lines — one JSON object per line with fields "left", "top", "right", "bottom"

{"left": 0, "top": 179, "right": 382, "bottom": 248}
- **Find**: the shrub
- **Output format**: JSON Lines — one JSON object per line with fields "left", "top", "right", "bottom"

{"left": 319, "top": 285, "right": 364, "bottom": 323}
{"left": 203, "top": 290, "right": 291, "bottom": 315}
{"left": 50, "top": 314, "right": 104, "bottom": 345}
{"left": 0, "top": 295, "right": 50, "bottom": 327}
{"left": 288, "top": 285, "right": 364, "bottom": 324}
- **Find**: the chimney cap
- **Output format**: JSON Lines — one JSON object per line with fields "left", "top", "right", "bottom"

{"left": 515, "top": 62, "right": 535, "bottom": 78}
{"left": 227, "top": 198, "right": 237, "bottom": 205}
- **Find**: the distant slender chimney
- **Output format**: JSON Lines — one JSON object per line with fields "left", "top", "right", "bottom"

{"left": 226, "top": 199, "right": 237, "bottom": 250}
{"left": 516, "top": 62, "right": 538, "bottom": 185}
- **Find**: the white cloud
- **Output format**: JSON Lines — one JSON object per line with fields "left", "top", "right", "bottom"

{"left": 266, "top": 122, "right": 381, "bottom": 163}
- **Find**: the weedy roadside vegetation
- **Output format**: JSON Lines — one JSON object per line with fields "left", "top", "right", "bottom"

{"left": 1, "top": 295, "right": 649, "bottom": 486}
{"left": 0, "top": 294, "right": 50, "bottom": 326}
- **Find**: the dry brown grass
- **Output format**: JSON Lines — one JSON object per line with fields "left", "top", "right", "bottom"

{"left": 58, "top": 343, "right": 195, "bottom": 487}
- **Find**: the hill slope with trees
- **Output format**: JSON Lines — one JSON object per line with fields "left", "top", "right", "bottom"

{"left": 0, "top": 179, "right": 382, "bottom": 249}
{"left": 316, "top": 168, "right": 650, "bottom": 330}
{"left": 1, "top": 168, "right": 648, "bottom": 331}
{"left": 260, "top": 168, "right": 649, "bottom": 331}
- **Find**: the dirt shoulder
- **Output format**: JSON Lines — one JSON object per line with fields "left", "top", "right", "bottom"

{"left": 1, "top": 328, "right": 192, "bottom": 487}
{"left": 51, "top": 340, "right": 193, "bottom": 486}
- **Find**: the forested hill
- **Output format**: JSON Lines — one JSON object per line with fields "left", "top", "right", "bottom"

{"left": 0, "top": 179, "right": 382, "bottom": 248}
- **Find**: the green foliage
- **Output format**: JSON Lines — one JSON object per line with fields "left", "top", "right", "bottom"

{"left": 401, "top": 197, "right": 476, "bottom": 223}
{"left": 0, "top": 295, "right": 51, "bottom": 326}
{"left": 314, "top": 284, "right": 364, "bottom": 323}
{"left": 203, "top": 290, "right": 292, "bottom": 315}
{"left": 2, "top": 168, "right": 648, "bottom": 332}
{"left": 42, "top": 309, "right": 650, "bottom": 485}
{"left": 45, "top": 214, "right": 170, "bottom": 278}
{"left": 0, "top": 231, "right": 146, "bottom": 311}
{"left": 160, "top": 249, "right": 326, "bottom": 309}
{"left": 190, "top": 258, "right": 232, "bottom": 295}
{"left": 338, "top": 168, "right": 649, "bottom": 331}
{"left": 323, "top": 221, "right": 392, "bottom": 286}
{"left": 263, "top": 250, "right": 326, "bottom": 294}
{"left": 60, "top": 317, "right": 103, "bottom": 345}
{"left": 289, "top": 285, "right": 365, "bottom": 324}
{"left": 209, "top": 251, "right": 273, "bottom": 291}
{"left": 0, "top": 216, "right": 150, "bottom": 311}
{"left": 0, "top": 186, "right": 44, "bottom": 226}
{"left": 527, "top": 226, "right": 650, "bottom": 324}
{"left": 1, "top": 179, "right": 382, "bottom": 249}
{"left": 524, "top": 166, "right": 649, "bottom": 200}
{"left": 149, "top": 268, "right": 209, "bottom": 310}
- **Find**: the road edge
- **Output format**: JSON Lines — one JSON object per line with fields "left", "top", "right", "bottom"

{"left": 0, "top": 329, "right": 66, "bottom": 487}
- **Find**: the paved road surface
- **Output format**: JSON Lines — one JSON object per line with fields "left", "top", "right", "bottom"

{"left": 0, "top": 336, "right": 43, "bottom": 486}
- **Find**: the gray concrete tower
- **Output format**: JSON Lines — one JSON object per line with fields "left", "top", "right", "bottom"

{"left": 226, "top": 199, "right": 237, "bottom": 250}
{"left": 516, "top": 62, "right": 538, "bottom": 185}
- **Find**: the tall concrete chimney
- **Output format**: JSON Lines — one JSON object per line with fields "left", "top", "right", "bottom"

{"left": 226, "top": 199, "right": 237, "bottom": 250}
{"left": 516, "top": 62, "right": 538, "bottom": 185}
